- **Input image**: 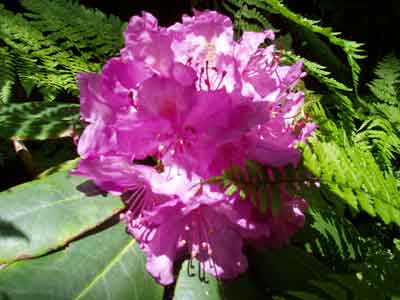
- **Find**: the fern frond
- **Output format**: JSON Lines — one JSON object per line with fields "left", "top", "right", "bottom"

{"left": 0, "top": 4, "right": 102, "bottom": 98}
{"left": 209, "top": 132, "right": 400, "bottom": 227}
{"left": 355, "top": 117, "right": 400, "bottom": 169}
{"left": 0, "top": 102, "right": 80, "bottom": 140}
{"left": 368, "top": 53, "right": 400, "bottom": 104}
{"left": 224, "top": 0, "right": 355, "bottom": 92}
{"left": 21, "top": 0, "right": 125, "bottom": 62}
{"left": 302, "top": 138, "right": 400, "bottom": 226}
{"left": 225, "top": 0, "right": 273, "bottom": 13}
{"left": 232, "top": 3, "right": 274, "bottom": 33}
{"left": 305, "top": 208, "right": 362, "bottom": 260}
{"left": 374, "top": 103, "right": 400, "bottom": 131}
{"left": 225, "top": 0, "right": 365, "bottom": 91}
{"left": 0, "top": 47, "right": 15, "bottom": 103}
{"left": 261, "top": 0, "right": 365, "bottom": 90}
{"left": 282, "top": 50, "right": 351, "bottom": 92}
{"left": 210, "top": 161, "right": 313, "bottom": 215}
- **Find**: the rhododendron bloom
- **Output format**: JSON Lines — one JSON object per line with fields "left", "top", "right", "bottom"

{"left": 72, "top": 9, "right": 314, "bottom": 285}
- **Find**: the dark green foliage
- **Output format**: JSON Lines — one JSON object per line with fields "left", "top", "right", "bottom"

{"left": 0, "top": 102, "right": 80, "bottom": 140}
{"left": 21, "top": 0, "right": 125, "bottom": 61}
{"left": 0, "top": 47, "right": 16, "bottom": 104}
{"left": 223, "top": 0, "right": 364, "bottom": 91}
{"left": 302, "top": 138, "right": 400, "bottom": 226}
{"left": 305, "top": 208, "right": 362, "bottom": 260}
{"left": 368, "top": 53, "right": 400, "bottom": 104}
{"left": 0, "top": 1, "right": 124, "bottom": 100}
{"left": 282, "top": 50, "right": 352, "bottom": 91}
{"left": 357, "top": 53, "right": 400, "bottom": 170}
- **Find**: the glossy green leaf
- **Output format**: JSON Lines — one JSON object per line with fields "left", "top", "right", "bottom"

{"left": 0, "top": 223, "right": 164, "bottom": 300}
{"left": 0, "top": 170, "right": 124, "bottom": 263}
{"left": 174, "top": 260, "right": 221, "bottom": 300}
{"left": 0, "top": 102, "right": 80, "bottom": 140}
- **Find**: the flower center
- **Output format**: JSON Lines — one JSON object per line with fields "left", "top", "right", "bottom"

{"left": 198, "top": 61, "right": 227, "bottom": 91}
{"left": 156, "top": 126, "right": 197, "bottom": 160}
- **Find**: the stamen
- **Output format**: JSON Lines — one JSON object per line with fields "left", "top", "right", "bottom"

{"left": 187, "top": 257, "right": 195, "bottom": 277}
{"left": 205, "top": 61, "right": 211, "bottom": 90}
{"left": 200, "top": 215, "right": 220, "bottom": 279}
{"left": 198, "top": 261, "right": 208, "bottom": 282}
{"left": 126, "top": 188, "right": 145, "bottom": 211}
{"left": 199, "top": 67, "right": 205, "bottom": 90}
{"left": 215, "top": 70, "right": 227, "bottom": 90}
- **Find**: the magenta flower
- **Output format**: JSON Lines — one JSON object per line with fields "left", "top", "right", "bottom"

{"left": 127, "top": 201, "right": 251, "bottom": 285}
{"left": 121, "top": 166, "right": 269, "bottom": 284}
{"left": 72, "top": 9, "right": 314, "bottom": 285}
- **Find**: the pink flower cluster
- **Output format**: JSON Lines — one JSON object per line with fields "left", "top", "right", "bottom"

{"left": 72, "top": 10, "right": 314, "bottom": 285}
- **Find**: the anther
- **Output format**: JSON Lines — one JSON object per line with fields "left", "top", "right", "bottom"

{"left": 187, "top": 258, "right": 195, "bottom": 277}
{"left": 198, "top": 261, "right": 208, "bottom": 282}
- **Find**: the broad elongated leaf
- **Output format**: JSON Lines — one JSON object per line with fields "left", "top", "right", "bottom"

{"left": 0, "top": 102, "right": 80, "bottom": 140}
{"left": 0, "top": 223, "right": 164, "bottom": 300}
{"left": 174, "top": 261, "right": 220, "bottom": 300}
{"left": 0, "top": 170, "right": 124, "bottom": 263}
{"left": 173, "top": 260, "right": 265, "bottom": 300}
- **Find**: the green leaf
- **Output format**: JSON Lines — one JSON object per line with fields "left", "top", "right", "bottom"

{"left": 0, "top": 224, "right": 164, "bottom": 300}
{"left": 174, "top": 260, "right": 221, "bottom": 300}
{"left": 0, "top": 102, "right": 80, "bottom": 140}
{"left": 0, "top": 170, "right": 124, "bottom": 263}
{"left": 251, "top": 246, "right": 345, "bottom": 300}
{"left": 37, "top": 158, "right": 78, "bottom": 179}
{"left": 173, "top": 260, "right": 266, "bottom": 300}
{"left": 252, "top": 246, "right": 329, "bottom": 292}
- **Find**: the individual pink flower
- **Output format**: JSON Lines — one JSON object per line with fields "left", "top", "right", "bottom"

{"left": 121, "top": 166, "right": 269, "bottom": 284}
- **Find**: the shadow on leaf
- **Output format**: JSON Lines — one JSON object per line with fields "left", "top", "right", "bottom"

{"left": 0, "top": 291, "right": 10, "bottom": 300}
{"left": 0, "top": 219, "right": 29, "bottom": 241}
{"left": 76, "top": 180, "right": 107, "bottom": 197}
